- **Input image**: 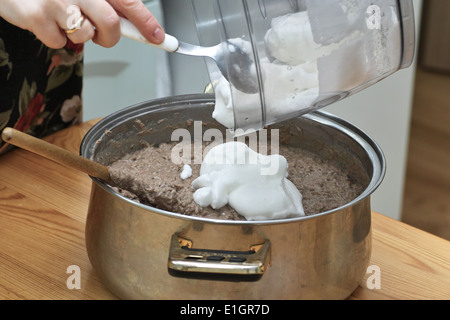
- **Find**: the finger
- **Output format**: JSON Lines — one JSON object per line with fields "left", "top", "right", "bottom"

{"left": 33, "top": 22, "right": 68, "bottom": 49}
{"left": 10, "top": 2, "right": 68, "bottom": 49}
{"left": 77, "top": 0, "right": 121, "bottom": 48}
{"left": 107, "top": 0, "right": 165, "bottom": 44}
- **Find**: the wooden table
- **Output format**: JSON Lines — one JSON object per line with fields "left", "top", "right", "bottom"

{"left": 0, "top": 120, "right": 449, "bottom": 300}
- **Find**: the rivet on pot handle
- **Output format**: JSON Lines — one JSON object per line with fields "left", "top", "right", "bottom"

{"left": 167, "top": 234, "right": 271, "bottom": 277}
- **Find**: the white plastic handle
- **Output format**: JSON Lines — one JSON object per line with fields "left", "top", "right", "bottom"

{"left": 119, "top": 17, "right": 180, "bottom": 53}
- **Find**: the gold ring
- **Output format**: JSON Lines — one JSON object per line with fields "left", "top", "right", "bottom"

{"left": 65, "top": 15, "right": 85, "bottom": 34}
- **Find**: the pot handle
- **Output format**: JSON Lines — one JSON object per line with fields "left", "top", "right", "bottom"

{"left": 168, "top": 234, "right": 270, "bottom": 279}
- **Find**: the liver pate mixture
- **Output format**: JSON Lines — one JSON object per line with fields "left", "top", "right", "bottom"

{"left": 108, "top": 142, "right": 366, "bottom": 221}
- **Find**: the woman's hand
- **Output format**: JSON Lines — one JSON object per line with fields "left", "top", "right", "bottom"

{"left": 0, "top": 0, "right": 165, "bottom": 48}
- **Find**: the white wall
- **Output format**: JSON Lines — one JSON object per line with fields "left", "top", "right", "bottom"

{"left": 161, "top": 0, "right": 210, "bottom": 95}
{"left": 82, "top": 0, "right": 170, "bottom": 121}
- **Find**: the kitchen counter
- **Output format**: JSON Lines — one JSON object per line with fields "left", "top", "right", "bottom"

{"left": 0, "top": 120, "right": 449, "bottom": 300}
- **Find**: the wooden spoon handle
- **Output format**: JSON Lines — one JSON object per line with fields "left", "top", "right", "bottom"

{"left": 2, "top": 127, "right": 111, "bottom": 183}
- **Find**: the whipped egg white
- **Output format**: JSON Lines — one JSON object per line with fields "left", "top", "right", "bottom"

{"left": 191, "top": 142, "right": 305, "bottom": 221}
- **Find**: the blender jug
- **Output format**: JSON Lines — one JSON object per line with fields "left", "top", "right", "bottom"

{"left": 190, "top": 0, "right": 416, "bottom": 132}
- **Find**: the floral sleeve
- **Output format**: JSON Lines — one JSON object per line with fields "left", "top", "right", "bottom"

{"left": 0, "top": 18, "right": 83, "bottom": 154}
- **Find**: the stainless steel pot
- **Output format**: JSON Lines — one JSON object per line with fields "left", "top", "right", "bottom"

{"left": 80, "top": 94, "right": 385, "bottom": 300}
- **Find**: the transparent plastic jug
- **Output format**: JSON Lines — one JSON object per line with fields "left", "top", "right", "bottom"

{"left": 190, "top": 0, "right": 416, "bottom": 132}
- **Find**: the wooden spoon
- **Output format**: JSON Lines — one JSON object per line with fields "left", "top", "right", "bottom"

{"left": 2, "top": 127, "right": 178, "bottom": 209}
{"left": 1, "top": 127, "right": 112, "bottom": 184}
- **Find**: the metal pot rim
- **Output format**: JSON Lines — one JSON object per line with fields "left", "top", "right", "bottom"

{"left": 81, "top": 94, "right": 386, "bottom": 226}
